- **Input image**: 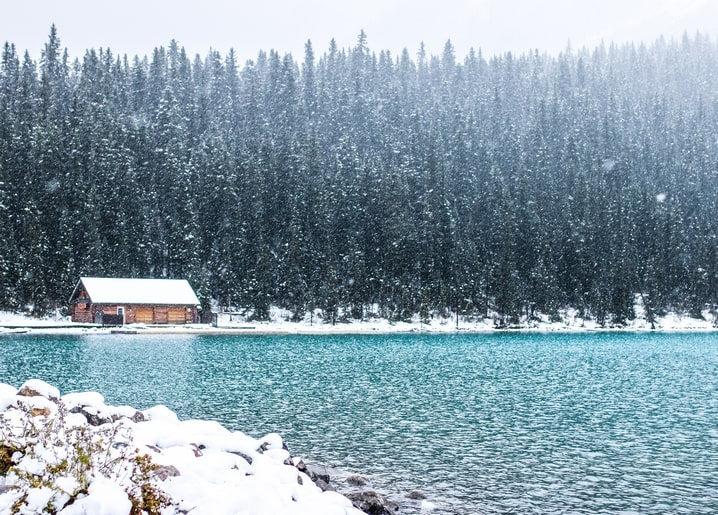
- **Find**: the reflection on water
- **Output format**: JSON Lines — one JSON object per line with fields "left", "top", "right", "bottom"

{"left": 1, "top": 332, "right": 717, "bottom": 513}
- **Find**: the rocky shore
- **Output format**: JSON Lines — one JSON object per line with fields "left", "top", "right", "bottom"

{"left": 292, "top": 462, "right": 412, "bottom": 515}
{"left": 0, "top": 379, "right": 413, "bottom": 514}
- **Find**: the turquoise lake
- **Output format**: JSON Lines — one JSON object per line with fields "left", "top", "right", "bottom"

{"left": 1, "top": 332, "right": 717, "bottom": 513}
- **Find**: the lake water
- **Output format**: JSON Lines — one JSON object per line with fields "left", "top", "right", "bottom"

{"left": 1, "top": 332, "right": 717, "bottom": 513}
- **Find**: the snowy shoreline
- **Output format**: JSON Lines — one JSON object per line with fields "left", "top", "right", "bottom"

{"left": 0, "top": 379, "right": 384, "bottom": 514}
{"left": 0, "top": 306, "right": 716, "bottom": 335}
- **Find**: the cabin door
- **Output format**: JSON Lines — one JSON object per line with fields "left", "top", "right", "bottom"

{"left": 167, "top": 307, "right": 188, "bottom": 324}
{"left": 135, "top": 307, "right": 154, "bottom": 324}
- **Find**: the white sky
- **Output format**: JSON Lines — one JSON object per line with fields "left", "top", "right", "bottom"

{"left": 2, "top": 0, "right": 717, "bottom": 63}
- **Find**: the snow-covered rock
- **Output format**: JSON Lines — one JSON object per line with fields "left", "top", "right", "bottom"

{"left": 0, "top": 384, "right": 17, "bottom": 411}
{"left": 17, "top": 379, "right": 60, "bottom": 401}
{"left": 58, "top": 477, "right": 132, "bottom": 515}
{"left": 61, "top": 391, "right": 105, "bottom": 409}
{"left": 0, "top": 380, "right": 364, "bottom": 515}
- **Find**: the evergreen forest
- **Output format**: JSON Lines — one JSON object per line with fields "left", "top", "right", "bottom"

{"left": 1, "top": 26, "right": 716, "bottom": 324}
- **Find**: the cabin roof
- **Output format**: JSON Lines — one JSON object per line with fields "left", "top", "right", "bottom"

{"left": 71, "top": 277, "right": 200, "bottom": 306}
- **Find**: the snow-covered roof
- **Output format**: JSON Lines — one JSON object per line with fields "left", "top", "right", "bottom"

{"left": 73, "top": 277, "right": 200, "bottom": 306}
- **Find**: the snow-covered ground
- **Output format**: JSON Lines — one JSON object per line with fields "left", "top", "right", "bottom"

{"left": 0, "top": 310, "right": 70, "bottom": 326}
{"left": 0, "top": 379, "right": 364, "bottom": 515}
{"left": 0, "top": 302, "right": 716, "bottom": 335}
{"left": 229, "top": 303, "right": 717, "bottom": 333}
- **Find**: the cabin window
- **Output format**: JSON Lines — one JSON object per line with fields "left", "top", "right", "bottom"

{"left": 117, "top": 307, "right": 125, "bottom": 320}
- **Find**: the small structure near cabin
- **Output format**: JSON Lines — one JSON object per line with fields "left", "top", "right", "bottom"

{"left": 69, "top": 277, "right": 200, "bottom": 325}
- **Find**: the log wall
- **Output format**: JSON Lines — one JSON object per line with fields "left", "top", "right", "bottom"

{"left": 71, "top": 303, "right": 198, "bottom": 324}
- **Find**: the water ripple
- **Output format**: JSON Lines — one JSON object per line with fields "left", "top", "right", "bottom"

{"left": 1, "top": 332, "right": 717, "bottom": 514}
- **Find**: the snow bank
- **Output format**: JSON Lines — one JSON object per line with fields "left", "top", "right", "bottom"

{"left": 214, "top": 303, "right": 717, "bottom": 334}
{"left": 2, "top": 304, "right": 716, "bottom": 335}
{"left": 0, "top": 310, "right": 69, "bottom": 326}
{"left": 0, "top": 380, "right": 363, "bottom": 515}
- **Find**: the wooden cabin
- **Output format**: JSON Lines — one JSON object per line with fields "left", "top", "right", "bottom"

{"left": 69, "top": 277, "right": 200, "bottom": 325}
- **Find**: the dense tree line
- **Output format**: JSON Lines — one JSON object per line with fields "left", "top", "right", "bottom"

{"left": 1, "top": 26, "right": 716, "bottom": 324}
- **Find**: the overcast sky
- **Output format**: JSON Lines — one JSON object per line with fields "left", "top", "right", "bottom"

{"left": 2, "top": 0, "right": 718, "bottom": 63}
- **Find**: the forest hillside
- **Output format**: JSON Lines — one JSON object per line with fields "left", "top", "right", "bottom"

{"left": 0, "top": 27, "right": 716, "bottom": 324}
